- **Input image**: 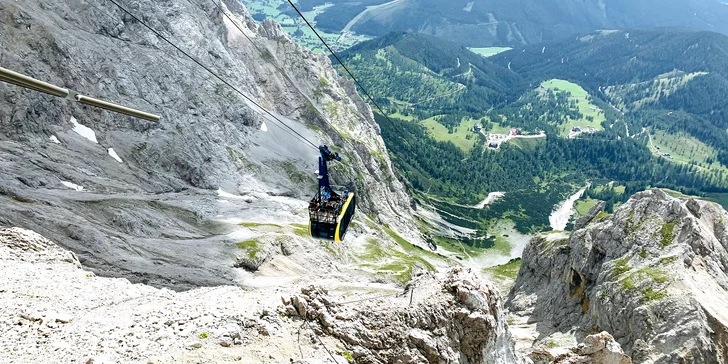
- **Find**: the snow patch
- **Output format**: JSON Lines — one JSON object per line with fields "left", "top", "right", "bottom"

{"left": 414, "top": 203, "right": 478, "bottom": 237}
{"left": 49, "top": 136, "right": 61, "bottom": 144}
{"left": 217, "top": 189, "right": 247, "bottom": 199}
{"left": 260, "top": 122, "right": 268, "bottom": 132}
{"left": 549, "top": 186, "right": 588, "bottom": 230}
{"left": 70, "top": 117, "right": 98, "bottom": 144}
{"left": 107, "top": 148, "right": 123, "bottom": 163}
{"left": 472, "top": 192, "right": 506, "bottom": 209}
{"left": 60, "top": 181, "right": 84, "bottom": 191}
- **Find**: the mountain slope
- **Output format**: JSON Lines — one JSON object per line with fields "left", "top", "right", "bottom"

{"left": 0, "top": 227, "right": 521, "bottom": 363}
{"left": 0, "top": 0, "right": 419, "bottom": 288}
{"left": 492, "top": 28, "right": 728, "bottom": 166}
{"left": 492, "top": 28, "right": 728, "bottom": 91}
{"left": 346, "top": 0, "right": 728, "bottom": 46}
{"left": 337, "top": 29, "right": 728, "bottom": 259}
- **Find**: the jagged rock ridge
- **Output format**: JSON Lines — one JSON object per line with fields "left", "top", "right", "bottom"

{"left": 509, "top": 189, "right": 728, "bottom": 363}
{"left": 283, "top": 267, "right": 520, "bottom": 363}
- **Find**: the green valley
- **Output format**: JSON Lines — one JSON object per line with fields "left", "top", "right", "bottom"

{"left": 330, "top": 28, "right": 728, "bottom": 259}
{"left": 538, "top": 79, "right": 605, "bottom": 137}
{"left": 242, "top": 0, "right": 374, "bottom": 52}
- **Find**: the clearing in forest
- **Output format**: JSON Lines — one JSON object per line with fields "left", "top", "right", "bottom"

{"left": 468, "top": 47, "right": 513, "bottom": 58}
{"left": 421, "top": 116, "right": 481, "bottom": 151}
{"left": 648, "top": 129, "right": 728, "bottom": 173}
{"left": 538, "top": 79, "right": 605, "bottom": 137}
{"left": 574, "top": 198, "right": 599, "bottom": 216}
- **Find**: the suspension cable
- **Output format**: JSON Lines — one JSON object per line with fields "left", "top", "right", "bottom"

{"left": 104, "top": 0, "right": 318, "bottom": 150}
{"left": 210, "top": 0, "right": 350, "bottom": 139}
{"left": 283, "top": 0, "right": 404, "bottom": 133}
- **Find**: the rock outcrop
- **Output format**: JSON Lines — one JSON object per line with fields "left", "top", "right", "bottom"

{"left": 1, "top": 227, "right": 524, "bottom": 363}
{"left": 283, "top": 267, "right": 521, "bottom": 363}
{"left": 509, "top": 189, "right": 728, "bottom": 363}
{"left": 528, "top": 331, "right": 631, "bottom": 364}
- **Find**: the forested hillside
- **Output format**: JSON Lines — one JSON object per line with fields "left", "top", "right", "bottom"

{"left": 337, "top": 29, "right": 728, "bottom": 238}
{"left": 493, "top": 28, "right": 728, "bottom": 169}
{"left": 337, "top": 32, "right": 525, "bottom": 122}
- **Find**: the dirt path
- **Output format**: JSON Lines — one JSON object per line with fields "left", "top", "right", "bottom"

{"left": 483, "top": 131, "right": 546, "bottom": 149}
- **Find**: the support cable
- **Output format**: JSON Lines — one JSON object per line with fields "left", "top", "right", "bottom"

{"left": 210, "top": 0, "right": 348, "bottom": 139}
{"left": 0, "top": 66, "right": 160, "bottom": 121}
{"left": 283, "top": 0, "right": 405, "bottom": 134}
{"left": 304, "top": 319, "right": 340, "bottom": 364}
{"left": 82, "top": 1, "right": 313, "bottom": 147}
{"left": 334, "top": 292, "right": 400, "bottom": 306}
{"left": 104, "top": 0, "right": 318, "bottom": 149}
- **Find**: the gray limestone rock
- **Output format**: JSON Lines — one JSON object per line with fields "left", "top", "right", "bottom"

{"left": 0, "top": 0, "right": 419, "bottom": 289}
{"left": 509, "top": 189, "right": 728, "bottom": 363}
{"left": 527, "top": 331, "right": 631, "bottom": 364}
{"left": 285, "top": 268, "right": 523, "bottom": 364}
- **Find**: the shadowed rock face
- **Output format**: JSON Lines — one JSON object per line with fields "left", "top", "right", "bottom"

{"left": 0, "top": 0, "right": 416, "bottom": 289}
{"left": 508, "top": 189, "right": 728, "bottom": 363}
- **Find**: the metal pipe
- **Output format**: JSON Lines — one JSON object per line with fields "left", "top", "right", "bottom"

{"left": 0, "top": 66, "right": 69, "bottom": 97}
{"left": 1, "top": 66, "right": 160, "bottom": 122}
{"left": 75, "top": 94, "right": 160, "bottom": 122}
{"left": 0, "top": 74, "right": 57, "bottom": 95}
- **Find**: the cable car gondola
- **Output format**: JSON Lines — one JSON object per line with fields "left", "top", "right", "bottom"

{"left": 309, "top": 145, "right": 356, "bottom": 242}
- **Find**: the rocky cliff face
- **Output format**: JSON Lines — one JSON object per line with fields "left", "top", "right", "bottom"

{"left": 508, "top": 189, "right": 728, "bottom": 363}
{"left": 0, "top": 2, "right": 536, "bottom": 361}
{"left": 0, "top": 0, "right": 417, "bottom": 288}
{"left": 283, "top": 267, "right": 520, "bottom": 363}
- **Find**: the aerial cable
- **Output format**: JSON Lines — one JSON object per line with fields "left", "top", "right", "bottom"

{"left": 210, "top": 0, "right": 350, "bottom": 140}
{"left": 79, "top": 1, "right": 309, "bottom": 144}
{"left": 104, "top": 0, "right": 318, "bottom": 150}
{"left": 283, "top": 0, "right": 405, "bottom": 133}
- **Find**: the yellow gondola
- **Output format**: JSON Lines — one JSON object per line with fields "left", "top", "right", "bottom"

{"left": 308, "top": 146, "right": 356, "bottom": 242}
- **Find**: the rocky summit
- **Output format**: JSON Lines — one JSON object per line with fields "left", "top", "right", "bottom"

{"left": 509, "top": 189, "right": 728, "bottom": 363}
